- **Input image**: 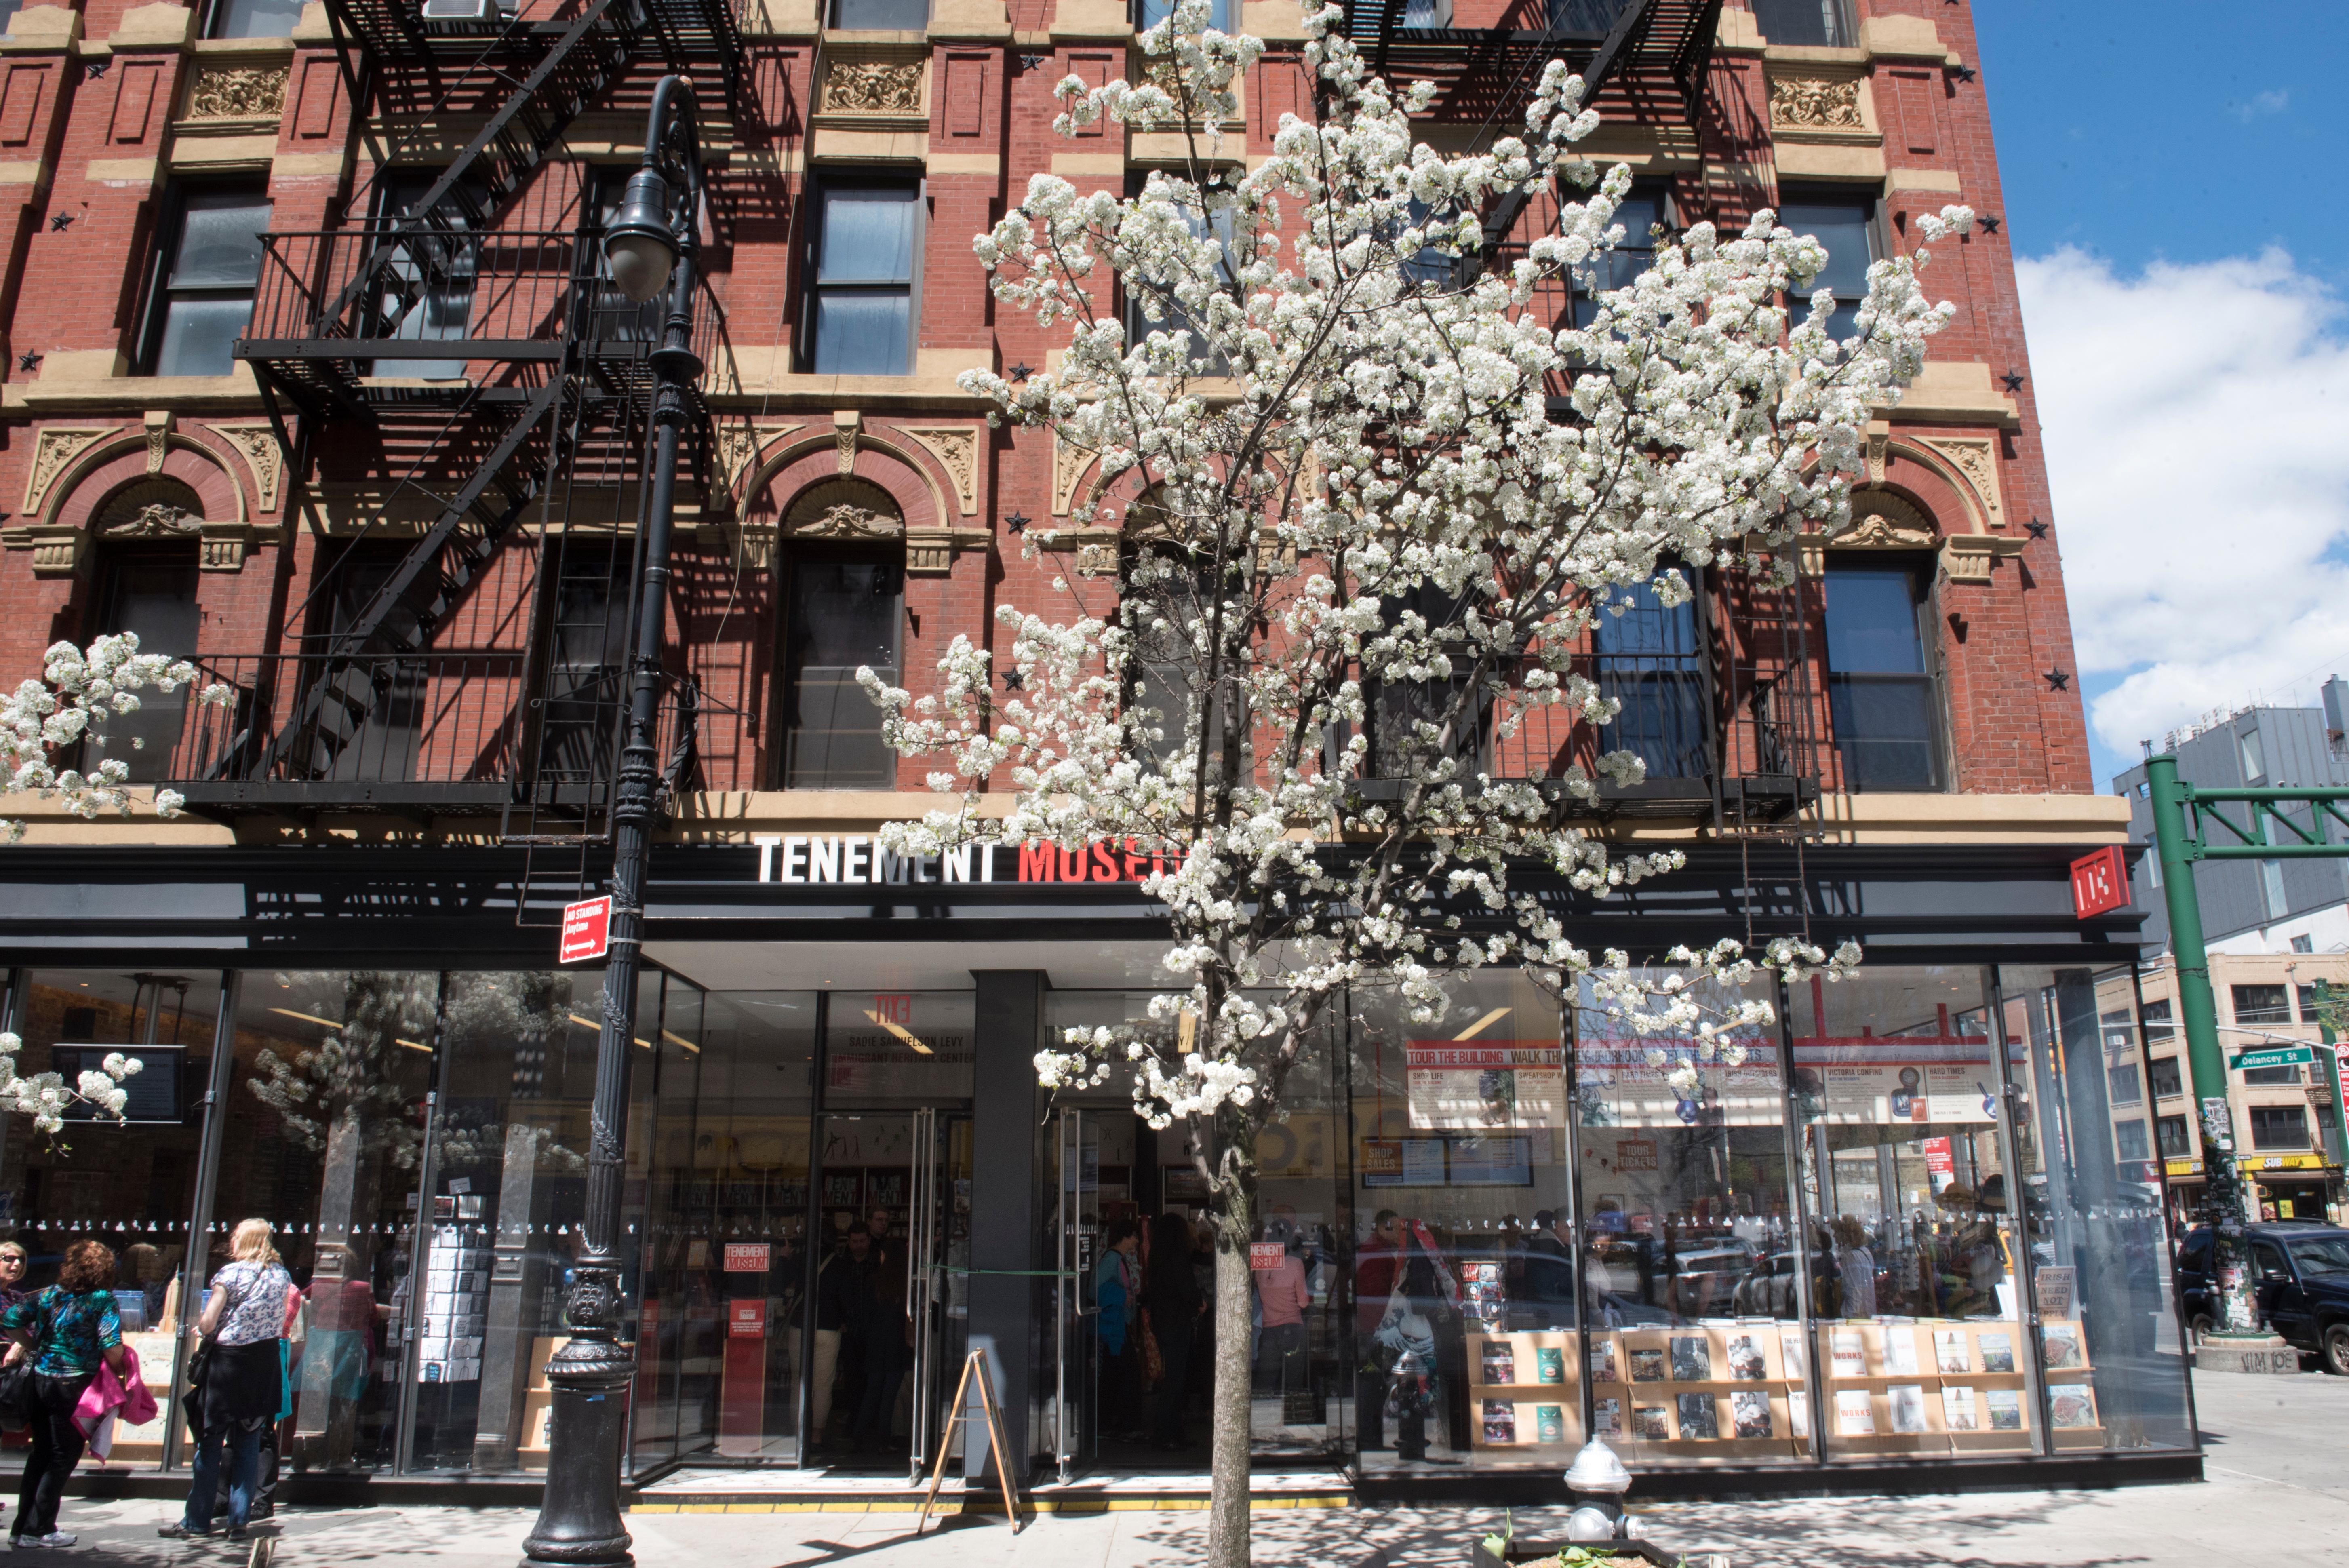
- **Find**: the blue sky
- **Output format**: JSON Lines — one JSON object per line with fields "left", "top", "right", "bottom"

{"left": 1971, "top": 2, "right": 2349, "bottom": 794}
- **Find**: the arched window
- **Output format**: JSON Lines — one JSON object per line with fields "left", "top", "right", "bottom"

{"left": 91, "top": 479, "right": 206, "bottom": 782}
{"left": 777, "top": 481, "right": 904, "bottom": 789}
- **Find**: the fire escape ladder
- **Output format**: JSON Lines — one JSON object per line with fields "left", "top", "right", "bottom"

{"left": 315, "top": 0, "right": 645, "bottom": 339}
{"left": 640, "top": 0, "right": 750, "bottom": 121}
{"left": 244, "top": 375, "right": 569, "bottom": 784}
{"left": 1475, "top": 0, "right": 1654, "bottom": 258}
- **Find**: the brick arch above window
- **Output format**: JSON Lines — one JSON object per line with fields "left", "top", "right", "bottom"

{"left": 4, "top": 427, "right": 257, "bottom": 577}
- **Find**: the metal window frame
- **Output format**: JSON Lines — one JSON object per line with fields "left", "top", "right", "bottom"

{"left": 801, "top": 173, "right": 923, "bottom": 377}
{"left": 136, "top": 178, "right": 274, "bottom": 377}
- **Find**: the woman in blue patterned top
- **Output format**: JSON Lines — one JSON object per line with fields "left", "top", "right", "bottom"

{"left": 0, "top": 1239, "right": 126, "bottom": 1550}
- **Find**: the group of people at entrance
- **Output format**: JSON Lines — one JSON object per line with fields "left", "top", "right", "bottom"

{"left": 1092, "top": 1214, "right": 1210, "bottom": 1451}
{"left": 807, "top": 1211, "right": 912, "bottom": 1455}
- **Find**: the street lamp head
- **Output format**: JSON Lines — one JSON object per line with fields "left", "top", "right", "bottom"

{"left": 604, "top": 167, "right": 678, "bottom": 303}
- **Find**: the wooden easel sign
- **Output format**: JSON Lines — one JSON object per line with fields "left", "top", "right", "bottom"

{"left": 915, "top": 1349, "right": 1027, "bottom": 1535}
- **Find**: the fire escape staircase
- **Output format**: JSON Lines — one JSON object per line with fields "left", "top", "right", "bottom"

{"left": 209, "top": 0, "right": 749, "bottom": 820}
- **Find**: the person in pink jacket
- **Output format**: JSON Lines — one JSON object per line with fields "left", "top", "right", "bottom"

{"left": 72, "top": 1342, "right": 158, "bottom": 1460}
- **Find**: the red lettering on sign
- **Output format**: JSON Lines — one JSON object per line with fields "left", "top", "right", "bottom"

{"left": 1057, "top": 845, "right": 1090, "bottom": 882}
{"left": 872, "top": 993, "right": 912, "bottom": 1025}
{"left": 1250, "top": 1243, "right": 1285, "bottom": 1271}
{"left": 1020, "top": 844, "right": 1056, "bottom": 881}
{"left": 723, "top": 1242, "right": 771, "bottom": 1274}
{"left": 2070, "top": 845, "right": 2128, "bottom": 920}
{"left": 1093, "top": 841, "right": 1119, "bottom": 881}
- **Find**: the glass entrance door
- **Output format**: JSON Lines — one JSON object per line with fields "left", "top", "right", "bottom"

{"left": 1048, "top": 1105, "right": 1100, "bottom": 1482}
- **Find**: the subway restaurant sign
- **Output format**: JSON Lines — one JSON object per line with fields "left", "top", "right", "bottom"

{"left": 2228, "top": 1043, "right": 2316, "bottom": 1072}
{"left": 751, "top": 833, "right": 1171, "bottom": 886}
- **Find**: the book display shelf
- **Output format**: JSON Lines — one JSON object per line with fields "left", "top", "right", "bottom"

{"left": 1470, "top": 1317, "right": 2103, "bottom": 1461}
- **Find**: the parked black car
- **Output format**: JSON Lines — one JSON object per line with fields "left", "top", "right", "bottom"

{"left": 2176, "top": 1223, "right": 2349, "bottom": 1373}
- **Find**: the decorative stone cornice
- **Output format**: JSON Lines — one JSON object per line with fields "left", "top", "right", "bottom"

{"left": 23, "top": 425, "right": 114, "bottom": 516}
{"left": 0, "top": 521, "right": 88, "bottom": 577}
{"left": 183, "top": 62, "right": 287, "bottom": 124}
{"left": 202, "top": 421, "right": 284, "bottom": 513}
{"left": 1769, "top": 74, "right": 1863, "bottom": 131}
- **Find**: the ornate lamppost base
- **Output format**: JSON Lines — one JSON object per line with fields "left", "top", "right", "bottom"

{"left": 520, "top": 1339, "right": 638, "bottom": 1568}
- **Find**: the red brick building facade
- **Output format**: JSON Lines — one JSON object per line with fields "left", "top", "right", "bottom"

{"left": 0, "top": 0, "right": 2103, "bottom": 826}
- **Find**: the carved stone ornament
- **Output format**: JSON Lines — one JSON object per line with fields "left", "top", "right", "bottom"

{"left": 204, "top": 422, "right": 285, "bottom": 513}
{"left": 200, "top": 520, "right": 254, "bottom": 572}
{"left": 0, "top": 523, "right": 89, "bottom": 578}
{"left": 898, "top": 424, "right": 980, "bottom": 515}
{"left": 186, "top": 64, "right": 289, "bottom": 123}
{"left": 1915, "top": 434, "right": 2006, "bottom": 530}
{"left": 821, "top": 59, "right": 924, "bottom": 115}
{"left": 794, "top": 504, "right": 903, "bottom": 542}
{"left": 1800, "top": 489, "right": 1936, "bottom": 574}
{"left": 23, "top": 426, "right": 113, "bottom": 517}
{"left": 1051, "top": 430, "right": 1095, "bottom": 516}
{"left": 835, "top": 418, "right": 859, "bottom": 476}
{"left": 105, "top": 502, "right": 201, "bottom": 540}
{"left": 1769, "top": 75, "right": 1864, "bottom": 131}
{"left": 144, "top": 409, "right": 172, "bottom": 475}
{"left": 905, "top": 528, "right": 954, "bottom": 575}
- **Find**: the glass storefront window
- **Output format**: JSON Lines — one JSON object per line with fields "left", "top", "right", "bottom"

{"left": 1578, "top": 967, "right": 1800, "bottom": 1464}
{"left": 0, "top": 968, "right": 221, "bottom": 1469}
{"left": 1993, "top": 965, "right": 2194, "bottom": 1453}
{"left": 1791, "top": 964, "right": 2035, "bottom": 1457}
{"left": 219, "top": 971, "right": 436, "bottom": 1474}
{"left": 1348, "top": 973, "right": 1573, "bottom": 1470}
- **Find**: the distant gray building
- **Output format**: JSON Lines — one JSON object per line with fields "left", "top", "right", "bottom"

{"left": 2114, "top": 679, "right": 2349, "bottom": 957}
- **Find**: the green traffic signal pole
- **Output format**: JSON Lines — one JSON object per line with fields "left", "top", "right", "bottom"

{"left": 2144, "top": 753, "right": 2349, "bottom": 1332}
{"left": 2316, "top": 982, "right": 2349, "bottom": 1172}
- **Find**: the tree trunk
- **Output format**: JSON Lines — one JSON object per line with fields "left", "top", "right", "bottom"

{"left": 1205, "top": 1173, "right": 1257, "bottom": 1568}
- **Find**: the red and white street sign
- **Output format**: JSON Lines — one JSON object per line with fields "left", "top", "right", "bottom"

{"left": 2069, "top": 846, "right": 2128, "bottom": 920}
{"left": 560, "top": 896, "right": 612, "bottom": 963}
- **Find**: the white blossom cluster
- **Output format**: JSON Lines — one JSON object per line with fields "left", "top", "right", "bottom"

{"left": 0, "top": 633, "right": 232, "bottom": 840}
{"left": 0, "top": 1030, "right": 143, "bottom": 1137}
{"left": 864, "top": 4, "right": 1954, "bottom": 1171}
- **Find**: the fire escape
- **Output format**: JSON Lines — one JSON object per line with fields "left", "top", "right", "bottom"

{"left": 1343, "top": 0, "right": 1825, "bottom": 927}
{"left": 184, "top": 0, "right": 752, "bottom": 840}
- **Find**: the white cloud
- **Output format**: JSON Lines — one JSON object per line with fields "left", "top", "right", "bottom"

{"left": 2231, "top": 87, "right": 2290, "bottom": 122}
{"left": 2016, "top": 247, "right": 2349, "bottom": 757}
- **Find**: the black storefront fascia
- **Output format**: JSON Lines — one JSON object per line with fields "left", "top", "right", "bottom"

{"left": 0, "top": 839, "right": 2197, "bottom": 1502}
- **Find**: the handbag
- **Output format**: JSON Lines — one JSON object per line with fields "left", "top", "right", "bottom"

{"left": 1138, "top": 1307, "right": 1164, "bottom": 1385}
{"left": 0, "top": 1360, "right": 33, "bottom": 1435}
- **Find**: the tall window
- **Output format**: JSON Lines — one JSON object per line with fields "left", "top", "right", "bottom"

{"left": 2140, "top": 996, "right": 2174, "bottom": 1041}
{"left": 537, "top": 545, "right": 630, "bottom": 786}
{"left": 1570, "top": 181, "right": 1670, "bottom": 329}
{"left": 203, "top": 0, "right": 304, "bottom": 37}
{"left": 782, "top": 550, "right": 903, "bottom": 787}
{"left": 1361, "top": 579, "right": 1485, "bottom": 780}
{"left": 805, "top": 181, "right": 918, "bottom": 376}
{"left": 96, "top": 544, "right": 201, "bottom": 782}
{"left": 1591, "top": 576, "right": 1707, "bottom": 780}
{"left": 2113, "top": 1119, "right": 2150, "bottom": 1162}
{"left": 1750, "top": 0, "right": 1852, "bottom": 46}
{"left": 1777, "top": 188, "right": 1876, "bottom": 341}
{"left": 2155, "top": 1114, "right": 2191, "bottom": 1158}
{"left": 1822, "top": 562, "right": 1940, "bottom": 791}
{"left": 832, "top": 0, "right": 925, "bottom": 26}
{"left": 2148, "top": 1055, "right": 2183, "bottom": 1100}
{"left": 369, "top": 171, "right": 483, "bottom": 380}
{"left": 1124, "top": 175, "right": 1237, "bottom": 377}
{"left": 144, "top": 184, "right": 272, "bottom": 377}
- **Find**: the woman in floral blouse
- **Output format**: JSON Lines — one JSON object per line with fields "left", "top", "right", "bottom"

{"left": 158, "top": 1220, "right": 292, "bottom": 1543}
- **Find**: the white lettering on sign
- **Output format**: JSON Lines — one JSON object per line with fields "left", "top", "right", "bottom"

{"left": 750, "top": 832, "right": 1169, "bottom": 887}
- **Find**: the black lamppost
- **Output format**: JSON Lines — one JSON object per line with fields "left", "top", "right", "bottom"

{"left": 522, "top": 74, "right": 704, "bottom": 1568}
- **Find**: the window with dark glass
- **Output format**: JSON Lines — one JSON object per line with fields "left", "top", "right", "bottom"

{"left": 202, "top": 0, "right": 304, "bottom": 38}
{"left": 1360, "top": 578, "right": 1485, "bottom": 780}
{"left": 1823, "top": 563, "right": 1941, "bottom": 791}
{"left": 782, "top": 550, "right": 903, "bottom": 787}
{"left": 1123, "top": 175, "right": 1236, "bottom": 377}
{"left": 2250, "top": 1104, "right": 2311, "bottom": 1150}
{"left": 2232, "top": 984, "right": 2291, "bottom": 1024}
{"left": 2148, "top": 1054, "right": 2183, "bottom": 1100}
{"left": 2113, "top": 1119, "right": 2150, "bottom": 1162}
{"left": 143, "top": 183, "right": 272, "bottom": 377}
{"left": 2156, "top": 1114, "right": 2191, "bottom": 1158}
{"left": 2242, "top": 1062, "right": 2302, "bottom": 1086}
{"left": 1570, "top": 181, "right": 1669, "bottom": 330}
{"left": 368, "top": 171, "right": 487, "bottom": 380}
{"left": 2295, "top": 982, "right": 2332, "bottom": 1022}
{"left": 296, "top": 546, "right": 442, "bottom": 782}
{"left": 536, "top": 545, "right": 631, "bottom": 786}
{"left": 1750, "top": 0, "right": 1852, "bottom": 46}
{"left": 2105, "top": 1061, "right": 2141, "bottom": 1107}
{"left": 96, "top": 546, "right": 201, "bottom": 782}
{"left": 832, "top": 0, "right": 925, "bottom": 27}
{"left": 1777, "top": 188, "right": 1876, "bottom": 341}
{"left": 2140, "top": 996, "right": 2175, "bottom": 1040}
{"left": 805, "top": 180, "right": 918, "bottom": 375}
{"left": 1591, "top": 575, "right": 1707, "bottom": 780}
{"left": 1121, "top": 537, "right": 1244, "bottom": 773}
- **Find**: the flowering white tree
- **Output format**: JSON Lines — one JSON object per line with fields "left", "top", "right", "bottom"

{"left": 0, "top": 1033, "right": 144, "bottom": 1138}
{"left": 1, "top": 632, "right": 229, "bottom": 841}
{"left": 862, "top": 2, "right": 1958, "bottom": 1555}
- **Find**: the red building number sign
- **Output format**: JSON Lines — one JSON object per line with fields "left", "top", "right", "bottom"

{"left": 2070, "top": 846, "right": 2129, "bottom": 921}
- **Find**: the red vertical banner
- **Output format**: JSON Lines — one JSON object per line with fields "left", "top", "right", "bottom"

{"left": 717, "top": 1298, "right": 767, "bottom": 1456}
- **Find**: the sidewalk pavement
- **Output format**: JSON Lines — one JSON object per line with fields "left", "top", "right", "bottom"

{"left": 27, "top": 1370, "right": 2348, "bottom": 1566}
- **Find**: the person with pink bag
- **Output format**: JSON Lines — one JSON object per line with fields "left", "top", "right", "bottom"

{"left": 70, "top": 1340, "right": 158, "bottom": 1461}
